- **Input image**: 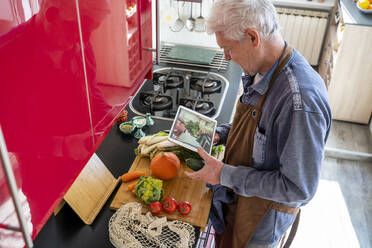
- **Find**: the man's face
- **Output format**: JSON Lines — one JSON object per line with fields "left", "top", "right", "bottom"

{"left": 215, "top": 32, "right": 258, "bottom": 76}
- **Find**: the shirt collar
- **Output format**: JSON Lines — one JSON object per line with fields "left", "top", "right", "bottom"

{"left": 242, "top": 59, "right": 279, "bottom": 96}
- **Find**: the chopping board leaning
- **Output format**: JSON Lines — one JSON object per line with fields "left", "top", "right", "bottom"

{"left": 110, "top": 155, "right": 213, "bottom": 230}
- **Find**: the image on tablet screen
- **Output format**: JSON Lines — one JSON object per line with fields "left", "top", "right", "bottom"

{"left": 169, "top": 106, "right": 217, "bottom": 154}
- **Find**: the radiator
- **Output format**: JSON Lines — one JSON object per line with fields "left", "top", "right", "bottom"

{"left": 276, "top": 7, "right": 329, "bottom": 66}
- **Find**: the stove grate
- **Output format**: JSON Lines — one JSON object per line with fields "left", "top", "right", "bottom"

{"left": 158, "top": 44, "right": 229, "bottom": 72}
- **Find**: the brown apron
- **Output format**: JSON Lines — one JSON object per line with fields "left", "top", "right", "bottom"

{"left": 215, "top": 45, "right": 300, "bottom": 248}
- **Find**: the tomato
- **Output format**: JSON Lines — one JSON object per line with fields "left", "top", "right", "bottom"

{"left": 162, "top": 197, "right": 178, "bottom": 213}
{"left": 149, "top": 201, "right": 162, "bottom": 215}
{"left": 178, "top": 201, "right": 192, "bottom": 215}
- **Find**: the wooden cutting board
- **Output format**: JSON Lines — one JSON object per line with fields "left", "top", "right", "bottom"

{"left": 110, "top": 155, "right": 213, "bottom": 230}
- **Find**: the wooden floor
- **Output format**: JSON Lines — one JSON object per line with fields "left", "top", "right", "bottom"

{"left": 292, "top": 157, "right": 372, "bottom": 248}
{"left": 293, "top": 120, "right": 372, "bottom": 248}
{"left": 327, "top": 120, "right": 372, "bottom": 154}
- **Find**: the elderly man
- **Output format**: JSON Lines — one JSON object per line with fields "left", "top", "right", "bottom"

{"left": 185, "top": 0, "right": 332, "bottom": 247}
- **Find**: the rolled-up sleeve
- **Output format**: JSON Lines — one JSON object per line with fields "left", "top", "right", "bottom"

{"left": 220, "top": 104, "right": 329, "bottom": 205}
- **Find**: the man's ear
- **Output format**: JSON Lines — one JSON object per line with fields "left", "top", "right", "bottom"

{"left": 245, "top": 29, "right": 260, "bottom": 47}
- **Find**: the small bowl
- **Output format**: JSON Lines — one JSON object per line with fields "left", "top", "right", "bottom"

{"left": 356, "top": 1, "right": 372, "bottom": 14}
{"left": 132, "top": 116, "right": 147, "bottom": 128}
{"left": 119, "top": 121, "right": 135, "bottom": 134}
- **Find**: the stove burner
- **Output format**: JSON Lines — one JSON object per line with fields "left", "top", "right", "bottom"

{"left": 140, "top": 92, "right": 172, "bottom": 111}
{"left": 196, "top": 80, "right": 217, "bottom": 88}
{"left": 180, "top": 98, "right": 215, "bottom": 116}
{"left": 154, "top": 73, "right": 184, "bottom": 89}
{"left": 158, "top": 75, "right": 167, "bottom": 83}
{"left": 190, "top": 77, "right": 222, "bottom": 94}
{"left": 144, "top": 96, "right": 167, "bottom": 105}
{"left": 196, "top": 102, "right": 204, "bottom": 109}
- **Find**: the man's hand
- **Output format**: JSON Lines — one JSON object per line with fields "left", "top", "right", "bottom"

{"left": 184, "top": 147, "right": 223, "bottom": 185}
{"left": 214, "top": 133, "right": 220, "bottom": 144}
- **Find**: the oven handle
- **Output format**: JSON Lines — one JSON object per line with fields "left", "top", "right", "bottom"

{"left": 140, "top": 0, "right": 160, "bottom": 64}
{"left": 137, "top": 0, "right": 142, "bottom": 60}
{"left": 143, "top": 47, "right": 157, "bottom": 52}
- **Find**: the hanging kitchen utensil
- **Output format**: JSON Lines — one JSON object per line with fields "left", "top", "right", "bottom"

{"left": 185, "top": 2, "right": 195, "bottom": 31}
{"left": 170, "top": 0, "right": 185, "bottom": 32}
{"left": 163, "top": 0, "right": 178, "bottom": 27}
{"left": 194, "top": 1, "right": 205, "bottom": 32}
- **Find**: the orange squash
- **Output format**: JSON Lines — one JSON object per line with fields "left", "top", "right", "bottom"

{"left": 150, "top": 152, "right": 180, "bottom": 180}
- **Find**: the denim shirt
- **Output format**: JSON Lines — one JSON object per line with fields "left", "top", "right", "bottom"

{"left": 216, "top": 49, "right": 332, "bottom": 245}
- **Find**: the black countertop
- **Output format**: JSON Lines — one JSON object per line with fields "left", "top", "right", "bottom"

{"left": 340, "top": 0, "right": 372, "bottom": 26}
{"left": 33, "top": 112, "right": 173, "bottom": 248}
{"left": 33, "top": 62, "right": 242, "bottom": 248}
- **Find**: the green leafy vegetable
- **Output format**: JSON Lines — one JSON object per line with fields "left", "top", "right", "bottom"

{"left": 162, "top": 146, "right": 202, "bottom": 161}
{"left": 153, "top": 131, "right": 168, "bottom": 137}
{"left": 185, "top": 158, "right": 205, "bottom": 171}
{"left": 211, "top": 145, "right": 223, "bottom": 156}
{"left": 184, "top": 145, "right": 224, "bottom": 171}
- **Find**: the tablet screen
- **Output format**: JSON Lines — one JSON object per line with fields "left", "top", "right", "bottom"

{"left": 168, "top": 106, "right": 217, "bottom": 154}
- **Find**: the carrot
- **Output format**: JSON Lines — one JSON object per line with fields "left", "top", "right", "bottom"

{"left": 131, "top": 188, "right": 136, "bottom": 194}
{"left": 121, "top": 171, "right": 145, "bottom": 182}
{"left": 128, "top": 179, "right": 139, "bottom": 191}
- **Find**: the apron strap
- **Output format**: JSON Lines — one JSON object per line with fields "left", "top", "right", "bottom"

{"left": 271, "top": 202, "right": 300, "bottom": 215}
{"left": 283, "top": 209, "right": 301, "bottom": 248}
{"left": 257, "top": 45, "right": 293, "bottom": 110}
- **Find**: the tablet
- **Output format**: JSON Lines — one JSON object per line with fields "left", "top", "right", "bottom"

{"left": 169, "top": 106, "right": 217, "bottom": 154}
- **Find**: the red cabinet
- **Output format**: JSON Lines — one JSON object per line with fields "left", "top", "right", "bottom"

{"left": 0, "top": 0, "right": 152, "bottom": 243}
{"left": 86, "top": 0, "right": 153, "bottom": 143}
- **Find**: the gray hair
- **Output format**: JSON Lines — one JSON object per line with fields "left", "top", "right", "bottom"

{"left": 206, "top": 0, "right": 279, "bottom": 41}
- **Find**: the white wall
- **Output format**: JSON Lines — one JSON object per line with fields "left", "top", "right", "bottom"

{"left": 152, "top": 0, "right": 219, "bottom": 50}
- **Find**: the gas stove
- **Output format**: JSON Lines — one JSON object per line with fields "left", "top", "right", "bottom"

{"left": 129, "top": 67, "right": 229, "bottom": 121}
